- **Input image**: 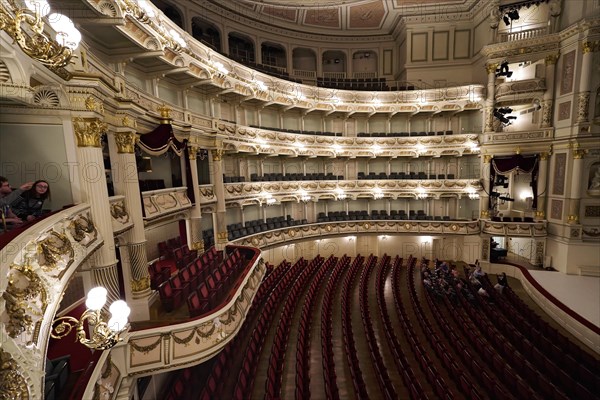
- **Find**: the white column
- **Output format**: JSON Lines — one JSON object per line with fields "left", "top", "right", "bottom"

{"left": 187, "top": 145, "right": 204, "bottom": 253}
{"left": 108, "top": 128, "right": 152, "bottom": 321}
{"left": 211, "top": 148, "right": 228, "bottom": 248}
{"left": 576, "top": 43, "right": 594, "bottom": 123}
{"left": 541, "top": 54, "right": 558, "bottom": 128}
{"left": 480, "top": 155, "right": 492, "bottom": 218}
{"left": 535, "top": 152, "right": 549, "bottom": 220}
{"left": 72, "top": 110, "right": 120, "bottom": 306}
{"left": 484, "top": 63, "right": 498, "bottom": 132}
{"left": 568, "top": 148, "right": 586, "bottom": 224}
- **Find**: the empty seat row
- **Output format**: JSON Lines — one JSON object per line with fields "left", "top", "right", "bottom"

{"left": 358, "top": 171, "right": 456, "bottom": 180}
{"left": 357, "top": 130, "right": 454, "bottom": 137}
{"left": 249, "top": 172, "right": 343, "bottom": 182}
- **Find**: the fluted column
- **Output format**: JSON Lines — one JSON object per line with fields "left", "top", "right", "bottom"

{"left": 568, "top": 148, "right": 586, "bottom": 224}
{"left": 72, "top": 98, "right": 120, "bottom": 305}
{"left": 480, "top": 154, "right": 492, "bottom": 218}
{"left": 212, "top": 148, "right": 227, "bottom": 248}
{"left": 484, "top": 63, "right": 498, "bottom": 132}
{"left": 187, "top": 145, "right": 204, "bottom": 253}
{"left": 535, "top": 152, "right": 549, "bottom": 220}
{"left": 576, "top": 42, "right": 594, "bottom": 123}
{"left": 541, "top": 53, "right": 559, "bottom": 128}
{"left": 108, "top": 124, "right": 151, "bottom": 320}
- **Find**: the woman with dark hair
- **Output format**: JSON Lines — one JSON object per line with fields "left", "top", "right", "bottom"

{"left": 11, "top": 180, "right": 50, "bottom": 222}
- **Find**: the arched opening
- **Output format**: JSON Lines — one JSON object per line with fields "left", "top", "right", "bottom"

{"left": 191, "top": 17, "right": 221, "bottom": 52}
{"left": 228, "top": 32, "right": 255, "bottom": 63}
{"left": 352, "top": 50, "right": 378, "bottom": 79}
{"left": 322, "top": 50, "right": 346, "bottom": 79}
{"left": 261, "top": 42, "right": 287, "bottom": 69}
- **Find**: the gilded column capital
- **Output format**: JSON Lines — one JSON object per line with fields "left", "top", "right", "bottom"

{"left": 544, "top": 53, "right": 560, "bottom": 65}
{"left": 73, "top": 117, "right": 106, "bottom": 147}
{"left": 581, "top": 41, "right": 593, "bottom": 54}
{"left": 190, "top": 241, "right": 205, "bottom": 252}
{"left": 539, "top": 152, "right": 549, "bottom": 161}
{"left": 568, "top": 214, "right": 579, "bottom": 224}
{"left": 212, "top": 148, "right": 225, "bottom": 161}
{"left": 114, "top": 131, "right": 138, "bottom": 154}
{"left": 572, "top": 149, "right": 587, "bottom": 159}
{"left": 188, "top": 145, "right": 199, "bottom": 160}
{"left": 158, "top": 104, "right": 172, "bottom": 124}
{"left": 485, "top": 63, "right": 499, "bottom": 74}
{"left": 534, "top": 210, "right": 545, "bottom": 219}
{"left": 514, "top": 147, "right": 521, "bottom": 155}
{"left": 483, "top": 154, "right": 493, "bottom": 164}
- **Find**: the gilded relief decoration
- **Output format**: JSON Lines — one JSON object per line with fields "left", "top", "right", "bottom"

{"left": 552, "top": 153, "right": 566, "bottom": 195}
{"left": 2, "top": 261, "right": 47, "bottom": 339}
{"left": 37, "top": 231, "right": 75, "bottom": 275}
{"left": 68, "top": 214, "right": 98, "bottom": 246}
{"left": 550, "top": 199, "right": 563, "bottom": 220}
{"left": 560, "top": 50, "right": 575, "bottom": 95}
{"left": 0, "top": 349, "right": 29, "bottom": 400}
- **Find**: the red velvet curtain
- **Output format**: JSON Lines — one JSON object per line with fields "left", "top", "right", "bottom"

{"left": 138, "top": 124, "right": 186, "bottom": 156}
{"left": 489, "top": 154, "right": 540, "bottom": 209}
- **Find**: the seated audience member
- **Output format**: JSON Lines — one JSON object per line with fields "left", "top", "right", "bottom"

{"left": 1, "top": 177, "right": 33, "bottom": 231}
{"left": 11, "top": 180, "right": 50, "bottom": 222}
{"left": 472, "top": 265, "right": 486, "bottom": 278}
{"left": 477, "top": 287, "right": 490, "bottom": 298}
{"left": 494, "top": 272, "right": 508, "bottom": 293}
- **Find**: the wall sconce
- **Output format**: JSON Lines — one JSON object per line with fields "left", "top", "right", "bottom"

{"left": 334, "top": 188, "right": 347, "bottom": 200}
{"left": 298, "top": 190, "right": 311, "bottom": 202}
{"left": 50, "top": 287, "right": 130, "bottom": 350}
{"left": 0, "top": 0, "right": 81, "bottom": 69}
{"left": 416, "top": 188, "right": 428, "bottom": 199}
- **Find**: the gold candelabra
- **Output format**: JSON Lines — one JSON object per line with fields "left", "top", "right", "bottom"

{"left": 0, "top": 0, "right": 81, "bottom": 69}
{"left": 50, "top": 287, "right": 130, "bottom": 350}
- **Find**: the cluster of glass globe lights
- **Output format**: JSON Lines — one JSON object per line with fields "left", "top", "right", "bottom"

{"left": 51, "top": 287, "right": 131, "bottom": 350}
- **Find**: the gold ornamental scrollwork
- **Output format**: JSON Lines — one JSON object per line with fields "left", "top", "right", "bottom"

{"left": 572, "top": 149, "right": 587, "bottom": 159}
{"left": 73, "top": 117, "right": 106, "bottom": 148}
{"left": 38, "top": 231, "right": 74, "bottom": 272}
{"left": 2, "top": 262, "right": 47, "bottom": 339}
{"left": 114, "top": 131, "right": 138, "bottom": 154}
{"left": 0, "top": 349, "right": 29, "bottom": 399}
{"left": 68, "top": 214, "right": 97, "bottom": 246}
{"left": 130, "top": 334, "right": 167, "bottom": 354}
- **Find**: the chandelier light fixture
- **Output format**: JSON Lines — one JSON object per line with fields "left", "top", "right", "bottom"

{"left": 416, "top": 187, "right": 428, "bottom": 199}
{"left": 334, "top": 188, "right": 347, "bottom": 200}
{"left": 373, "top": 188, "right": 384, "bottom": 200}
{"left": 0, "top": 0, "right": 81, "bottom": 69}
{"left": 50, "top": 287, "right": 130, "bottom": 350}
{"left": 298, "top": 190, "right": 312, "bottom": 203}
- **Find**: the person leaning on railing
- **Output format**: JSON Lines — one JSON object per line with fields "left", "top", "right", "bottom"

{"left": 10, "top": 180, "right": 50, "bottom": 223}
{"left": 0, "top": 177, "right": 33, "bottom": 232}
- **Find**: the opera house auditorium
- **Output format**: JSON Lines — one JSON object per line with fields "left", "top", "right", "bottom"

{"left": 1, "top": 0, "right": 599, "bottom": 399}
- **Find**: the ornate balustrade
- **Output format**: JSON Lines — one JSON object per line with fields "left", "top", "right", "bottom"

{"left": 233, "top": 220, "right": 480, "bottom": 248}
{"left": 481, "top": 220, "right": 547, "bottom": 237}
{"left": 0, "top": 204, "right": 102, "bottom": 400}
{"left": 218, "top": 123, "right": 480, "bottom": 158}
{"left": 141, "top": 187, "right": 192, "bottom": 221}
{"left": 498, "top": 26, "right": 549, "bottom": 43}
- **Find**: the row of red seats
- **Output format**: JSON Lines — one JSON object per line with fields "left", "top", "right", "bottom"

{"left": 340, "top": 255, "right": 369, "bottom": 399}
{"left": 378, "top": 257, "right": 430, "bottom": 400}
{"left": 232, "top": 258, "right": 307, "bottom": 400}
{"left": 319, "top": 255, "right": 350, "bottom": 400}
{"left": 157, "top": 247, "right": 222, "bottom": 312}
{"left": 358, "top": 255, "right": 398, "bottom": 399}
{"left": 187, "top": 248, "right": 244, "bottom": 317}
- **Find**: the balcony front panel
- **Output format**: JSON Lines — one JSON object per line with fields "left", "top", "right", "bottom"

{"left": 481, "top": 220, "right": 547, "bottom": 237}
{"left": 142, "top": 187, "right": 192, "bottom": 221}
{"left": 118, "top": 253, "right": 266, "bottom": 376}
{"left": 109, "top": 195, "right": 134, "bottom": 235}
{"left": 233, "top": 220, "right": 480, "bottom": 248}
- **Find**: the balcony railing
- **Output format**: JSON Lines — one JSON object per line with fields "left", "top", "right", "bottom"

{"left": 495, "top": 78, "right": 545, "bottom": 100}
{"left": 498, "top": 26, "right": 549, "bottom": 43}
